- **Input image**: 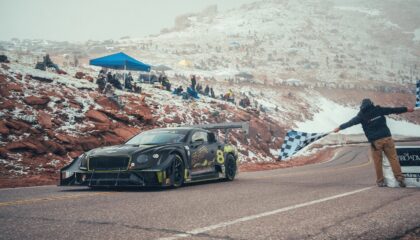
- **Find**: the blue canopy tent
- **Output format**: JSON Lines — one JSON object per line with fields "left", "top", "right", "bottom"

{"left": 90, "top": 52, "right": 151, "bottom": 72}
{"left": 90, "top": 52, "right": 152, "bottom": 86}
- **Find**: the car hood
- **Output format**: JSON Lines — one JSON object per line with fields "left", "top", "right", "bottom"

{"left": 88, "top": 144, "right": 157, "bottom": 157}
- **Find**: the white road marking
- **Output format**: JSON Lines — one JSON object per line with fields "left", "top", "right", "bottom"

{"left": 0, "top": 185, "right": 56, "bottom": 191}
{"left": 157, "top": 186, "right": 373, "bottom": 240}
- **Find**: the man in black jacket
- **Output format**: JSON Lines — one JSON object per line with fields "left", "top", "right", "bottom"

{"left": 334, "top": 98, "right": 414, "bottom": 187}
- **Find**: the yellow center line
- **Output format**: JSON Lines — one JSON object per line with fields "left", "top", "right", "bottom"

{"left": 0, "top": 192, "right": 115, "bottom": 207}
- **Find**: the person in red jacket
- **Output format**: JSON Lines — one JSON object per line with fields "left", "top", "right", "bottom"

{"left": 334, "top": 98, "right": 414, "bottom": 187}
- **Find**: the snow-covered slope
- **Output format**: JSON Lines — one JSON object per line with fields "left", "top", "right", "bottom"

{"left": 296, "top": 97, "right": 420, "bottom": 136}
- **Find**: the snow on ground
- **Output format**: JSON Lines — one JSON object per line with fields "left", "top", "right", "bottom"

{"left": 296, "top": 97, "right": 420, "bottom": 137}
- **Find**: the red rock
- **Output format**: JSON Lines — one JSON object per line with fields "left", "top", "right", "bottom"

{"left": 164, "top": 105, "right": 171, "bottom": 114}
{"left": 98, "top": 109, "right": 130, "bottom": 123}
{"left": 24, "top": 74, "right": 32, "bottom": 80}
{"left": 68, "top": 151, "right": 83, "bottom": 159}
{"left": 5, "top": 119, "right": 31, "bottom": 132}
{"left": 43, "top": 140, "right": 66, "bottom": 155}
{"left": 0, "top": 147, "right": 8, "bottom": 158}
{"left": 93, "top": 122, "right": 112, "bottom": 131}
{"left": 163, "top": 118, "right": 173, "bottom": 124}
{"left": 113, "top": 127, "right": 138, "bottom": 140}
{"left": 84, "top": 76, "right": 94, "bottom": 82}
{"left": 24, "top": 96, "right": 50, "bottom": 105}
{"left": 79, "top": 136, "right": 101, "bottom": 151}
{"left": 85, "top": 109, "right": 110, "bottom": 123}
{"left": 0, "top": 74, "right": 6, "bottom": 84}
{"left": 68, "top": 100, "right": 82, "bottom": 109}
{"left": 54, "top": 133, "right": 75, "bottom": 144}
{"left": 6, "top": 139, "right": 47, "bottom": 154}
{"left": 101, "top": 132, "right": 123, "bottom": 145}
{"left": 38, "top": 111, "right": 52, "bottom": 129}
{"left": 56, "top": 69, "right": 67, "bottom": 75}
{"left": 0, "top": 99, "right": 15, "bottom": 110}
{"left": 74, "top": 72, "right": 85, "bottom": 79}
{"left": 0, "top": 84, "right": 10, "bottom": 97}
{"left": 126, "top": 105, "right": 153, "bottom": 124}
{"left": 95, "top": 96, "right": 119, "bottom": 111}
{"left": 0, "top": 121, "right": 9, "bottom": 135}
{"left": 7, "top": 82, "right": 22, "bottom": 92}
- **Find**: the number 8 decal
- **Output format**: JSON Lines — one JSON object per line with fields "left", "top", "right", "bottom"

{"left": 216, "top": 150, "right": 225, "bottom": 164}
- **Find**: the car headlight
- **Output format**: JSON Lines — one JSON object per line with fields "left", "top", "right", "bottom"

{"left": 135, "top": 154, "right": 149, "bottom": 164}
{"left": 79, "top": 154, "right": 88, "bottom": 170}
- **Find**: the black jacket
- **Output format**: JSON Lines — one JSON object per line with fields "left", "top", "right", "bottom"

{"left": 339, "top": 105, "right": 407, "bottom": 142}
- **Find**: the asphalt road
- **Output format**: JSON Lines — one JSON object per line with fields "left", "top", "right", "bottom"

{"left": 0, "top": 144, "right": 419, "bottom": 240}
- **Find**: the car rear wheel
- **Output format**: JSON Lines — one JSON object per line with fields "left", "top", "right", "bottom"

{"left": 171, "top": 155, "right": 184, "bottom": 188}
{"left": 225, "top": 154, "right": 236, "bottom": 181}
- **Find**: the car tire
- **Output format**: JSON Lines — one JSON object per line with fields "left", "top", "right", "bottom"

{"left": 171, "top": 155, "right": 184, "bottom": 188}
{"left": 225, "top": 154, "right": 236, "bottom": 181}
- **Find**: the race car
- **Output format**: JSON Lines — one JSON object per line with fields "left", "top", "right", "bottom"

{"left": 60, "top": 123, "right": 248, "bottom": 188}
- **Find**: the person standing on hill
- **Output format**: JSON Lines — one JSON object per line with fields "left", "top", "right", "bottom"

{"left": 333, "top": 98, "right": 414, "bottom": 187}
{"left": 191, "top": 75, "right": 197, "bottom": 91}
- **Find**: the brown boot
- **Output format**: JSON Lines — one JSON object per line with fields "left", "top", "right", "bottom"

{"left": 398, "top": 180, "right": 406, "bottom": 188}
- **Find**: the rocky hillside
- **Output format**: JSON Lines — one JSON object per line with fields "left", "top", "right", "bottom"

{"left": 0, "top": 59, "right": 288, "bottom": 186}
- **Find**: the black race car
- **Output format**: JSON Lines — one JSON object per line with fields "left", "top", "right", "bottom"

{"left": 60, "top": 125, "right": 244, "bottom": 188}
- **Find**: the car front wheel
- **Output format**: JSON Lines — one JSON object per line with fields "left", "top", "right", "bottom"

{"left": 225, "top": 154, "right": 236, "bottom": 181}
{"left": 171, "top": 155, "right": 184, "bottom": 188}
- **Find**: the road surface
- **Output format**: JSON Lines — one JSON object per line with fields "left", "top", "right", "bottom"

{"left": 0, "top": 144, "right": 419, "bottom": 240}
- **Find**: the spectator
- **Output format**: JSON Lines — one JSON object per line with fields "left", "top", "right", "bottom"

{"left": 204, "top": 85, "right": 210, "bottom": 96}
{"left": 174, "top": 86, "right": 184, "bottom": 95}
{"left": 124, "top": 72, "right": 133, "bottom": 91}
{"left": 191, "top": 75, "right": 197, "bottom": 91}
{"left": 334, "top": 99, "right": 414, "bottom": 187}
{"left": 210, "top": 88, "right": 215, "bottom": 98}
{"left": 103, "top": 83, "right": 124, "bottom": 109}
{"left": 133, "top": 83, "right": 142, "bottom": 93}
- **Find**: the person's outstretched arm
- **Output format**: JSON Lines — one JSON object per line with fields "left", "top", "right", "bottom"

{"left": 333, "top": 115, "right": 361, "bottom": 133}
{"left": 380, "top": 106, "right": 414, "bottom": 116}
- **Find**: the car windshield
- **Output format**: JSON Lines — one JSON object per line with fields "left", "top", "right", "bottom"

{"left": 125, "top": 129, "right": 188, "bottom": 145}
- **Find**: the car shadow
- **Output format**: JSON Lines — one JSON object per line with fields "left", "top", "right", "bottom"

{"left": 58, "top": 178, "right": 235, "bottom": 192}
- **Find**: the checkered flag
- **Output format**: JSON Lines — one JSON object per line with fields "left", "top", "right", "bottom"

{"left": 416, "top": 80, "right": 420, "bottom": 108}
{"left": 279, "top": 130, "right": 329, "bottom": 160}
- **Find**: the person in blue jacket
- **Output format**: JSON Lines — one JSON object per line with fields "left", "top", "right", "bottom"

{"left": 334, "top": 98, "right": 414, "bottom": 187}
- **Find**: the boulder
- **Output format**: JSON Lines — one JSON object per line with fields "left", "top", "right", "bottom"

{"left": 101, "top": 132, "right": 124, "bottom": 145}
{"left": 95, "top": 96, "right": 119, "bottom": 111}
{"left": 0, "top": 121, "right": 9, "bottom": 135}
{"left": 113, "top": 127, "right": 139, "bottom": 140}
{"left": 42, "top": 140, "right": 66, "bottom": 155}
{"left": 98, "top": 109, "right": 130, "bottom": 123}
{"left": 37, "top": 111, "right": 52, "bottom": 129}
{"left": 85, "top": 109, "right": 110, "bottom": 124}
{"left": 84, "top": 76, "right": 94, "bottom": 82}
{"left": 7, "top": 82, "right": 22, "bottom": 92}
{"left": 5, "top": 119, "right": 31, "bottom": 132}
{"left": 68, "top": 151, "right": 83, "bottom": 159}
{"left": 54, "top": 133, "right": 75, "bottom": 144}
{"left": 0, "top": 99, "right": 16, "bottom": 110}
{"left": 6, "top": 139, "right": 47, "bottom": 154}
{"left": 0, "top": 147, "right": 8, "bottom": 158}
{"left": 79, "top": 136, "right": 101, "bottom": 151}
{"left": 24, "top": 96, "right": 50, "bottom": 105}
{"left": 74, "top": 72, "right": 85, "bottom": 79}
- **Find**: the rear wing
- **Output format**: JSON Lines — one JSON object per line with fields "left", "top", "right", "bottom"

{"left": 182, "top": 122, "right": 249, "bottom": 143}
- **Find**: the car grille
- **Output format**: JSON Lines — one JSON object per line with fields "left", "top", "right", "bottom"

{"left": 88, "top": 156, "right": 130, "bottom": 170}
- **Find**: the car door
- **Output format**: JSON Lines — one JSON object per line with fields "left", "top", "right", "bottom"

{"left": 189, "top": 131, "right": 216, "bottom": 174}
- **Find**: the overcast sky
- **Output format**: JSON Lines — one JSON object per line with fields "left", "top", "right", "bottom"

{"left": 0, "top": 0, "right": 257, "bottom": 42}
